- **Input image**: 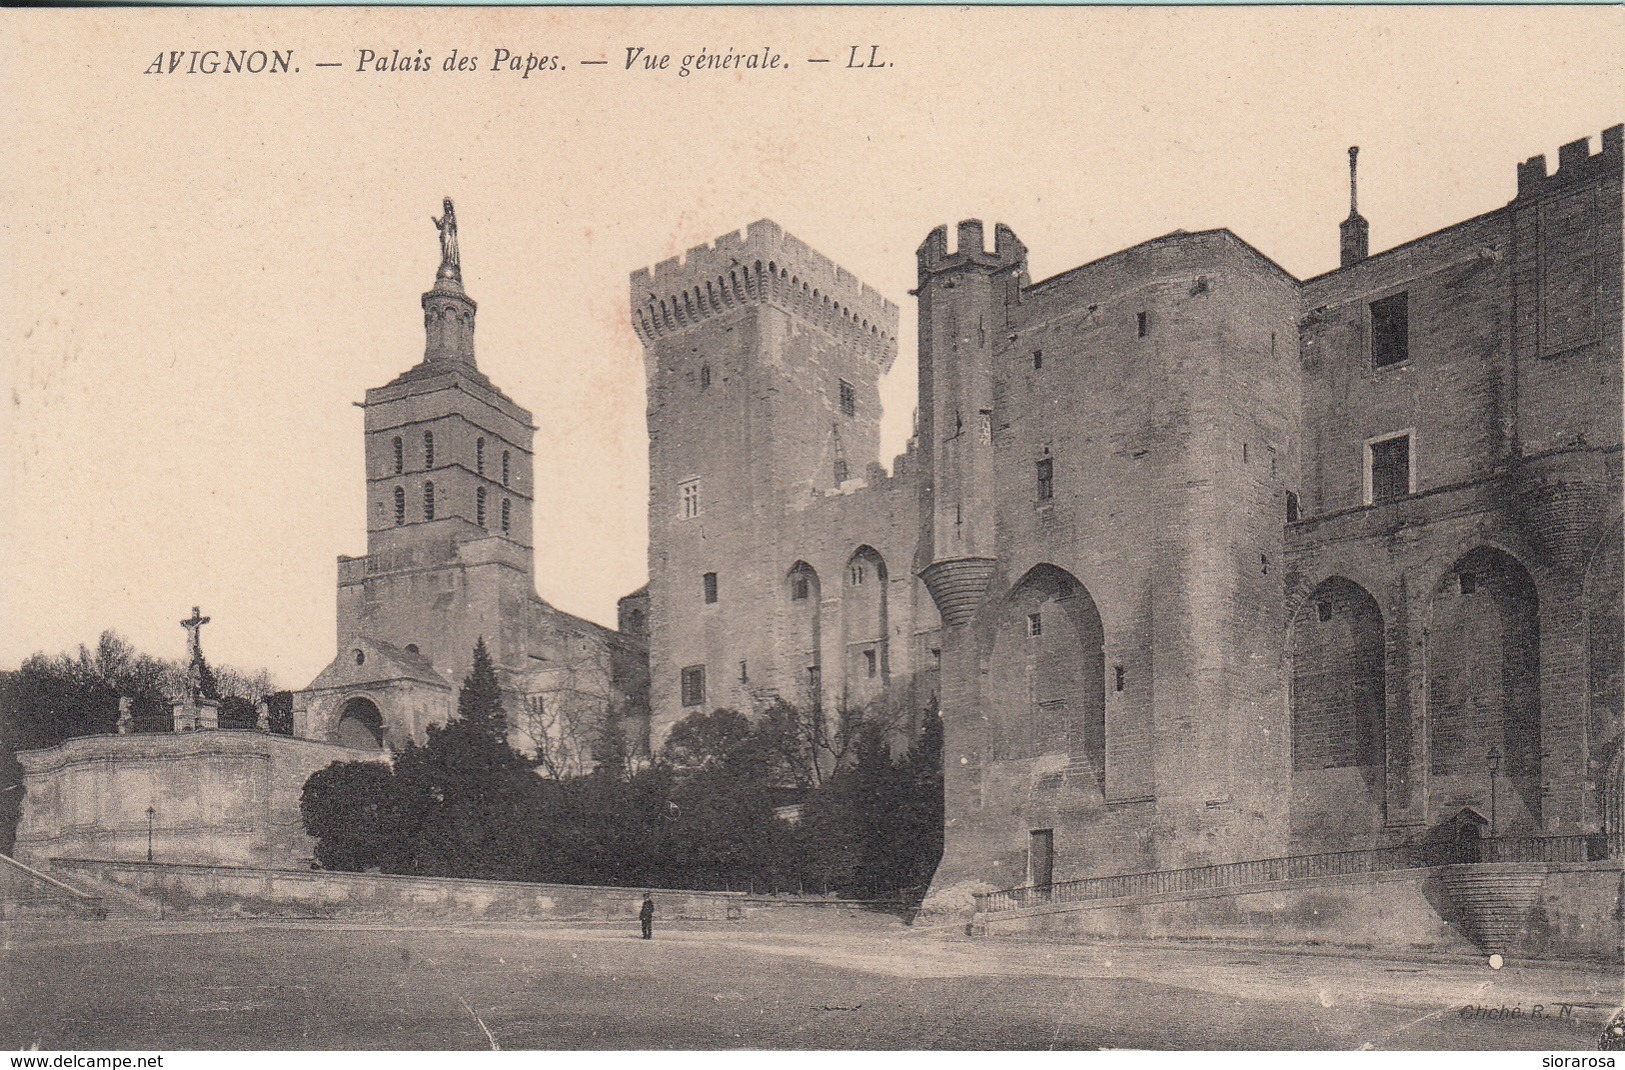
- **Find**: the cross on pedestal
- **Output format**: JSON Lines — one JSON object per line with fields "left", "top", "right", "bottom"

{"left": 180, "top": 605, "right": 210, "bottom": 661}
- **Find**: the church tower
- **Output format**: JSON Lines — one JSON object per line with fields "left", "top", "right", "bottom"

{"left": 296, "top": 200, "right": 541, "bottom": 747}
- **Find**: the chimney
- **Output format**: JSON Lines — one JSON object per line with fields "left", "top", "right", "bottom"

{"left": 1339, "top": 146, "right": 1370, "bottom": 268}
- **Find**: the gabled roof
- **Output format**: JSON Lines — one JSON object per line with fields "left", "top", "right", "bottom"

{"left": 303, "top": 635, "right": 452, "bottom": 693}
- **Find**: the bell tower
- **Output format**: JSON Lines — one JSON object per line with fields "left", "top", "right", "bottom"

{"left": 335, "top": 198, "right": 538, "bottom": 682}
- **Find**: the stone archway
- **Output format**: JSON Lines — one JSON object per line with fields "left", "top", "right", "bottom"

{"left": 1290, "top": 577, "right": 1386, "bottom": 771}
{"left": 1287, "top": 576, "right": 1387, "bottom": 843}
{"left": 1427, "top": 547, "right": 1541, "bottom": 830}
{"left": 841, "top": 547, "right": 888, "bottom": 709}
{"left": 785, "top": 562, "right": 823, "bottom": 708}
{"left": 987, "top": 564, "right": 1105, "bottom": 792}
{"left": 335, "top": 696, "right": 386, "bottom": 749}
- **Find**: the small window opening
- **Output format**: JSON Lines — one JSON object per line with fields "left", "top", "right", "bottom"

{"left": 1114, "top": 665, "right": 1125, "bottom": 692}
{"left": 739, "top": 660, "right": 748, "bottom": 683}
{"left": 1286, "top": 491, "right": 1301, "bottom": 522}
{"left": 702, "top": 571, "right": 718, "bottom": 604}
{"left": 1036, "top": 457, "right": 1054, "bottom": 501}
{"left": 501, "top": 498, "right": 511, "bottom": 532}
{"left": 791, "top": 575, "right": 810, "bottom": 601}
{"left": 1459, "top": 572, "right": 1477, "bottom": 595}
{"left": 1033, "top": 349, "right": 1043, "bottom": 370}
{"left": 393, "top": 437, "right": 403, "bottom": 474}
{"left": 476, "top": 486, "right": 487, "bottom": 528}
{"left": 1137, "top": 311, "right": 1149, "bottom": 338}
{"left": 863, "top": 649, "right": 877, "bottom": 678}
{"left": 1371, "top": 292, "right": 1409, "bottom": 368}
{"left": 849, "top": 563, "right": 866, "bottom": 586}
{"left": 1026, "top": 612, "right": 1043, "bottom": 638}
{"left": 423, "top": 481, "right": 436, "bottom": 521}
{"left": 680, "top": 665, "right": 706, "bottom": 707}
{"left": 1369, "top": 434, "right": 1412, "bottom": 505}
{"left": 1316, "top": 600, "right": 1334, "bottom": 623}
{"left": 839, "top": 379, "right": 856, "bottom": 417}
{"left": 424, "top": 431, "right": 435, "bottom": 469}
{"left": 502, "top": 450, "right": 511, "bottom": 487}
{"left": 476, "top": 437, "right": 485, "bottom": 475}
{"left": 700, "top": 363, "right": 712, "bottom": 389}
{"left": 394, "top": 486, "right": 406, "bottom": 525}
{"left": 679, "top": 479, "right": 701, "bottom": 519}
{"left": 1261, "top": 553, "right": 1270, "bottom": 575}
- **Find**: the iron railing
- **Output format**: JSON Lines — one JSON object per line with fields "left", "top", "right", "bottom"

{"left": 974, "top": 834, "right": 1622, "bottom": 914}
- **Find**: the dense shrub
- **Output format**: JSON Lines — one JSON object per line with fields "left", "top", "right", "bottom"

{"left": 300, "top": 639, "right": 944, "bottom": 900}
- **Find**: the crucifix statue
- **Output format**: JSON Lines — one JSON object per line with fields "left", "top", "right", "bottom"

{"left": 432, "top": 197, "right": 460, "bottom": 280}
{"left": 180, "top": 605, "right": 210, "bottom": 663}
{"left": 179, "top": 605, "right": 210, "bottom": 706}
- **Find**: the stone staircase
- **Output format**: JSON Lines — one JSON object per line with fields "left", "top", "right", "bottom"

{"left": 0, "top": 853, "right": 107, "bottom": 919}
{"left": 1436, "top": 864, "right": 1552, "bottom": 955}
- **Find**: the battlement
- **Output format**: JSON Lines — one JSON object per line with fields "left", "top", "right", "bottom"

{"left": 1515, "top": 124, "right": 1622, "bottom": 199}
{"left": 629, "top": 219, "right": 899, "bottom": 357}
{"left": 917, "top": 220, "right": 1028, "bottom": 275}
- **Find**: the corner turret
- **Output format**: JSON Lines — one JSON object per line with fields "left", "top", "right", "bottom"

{"left": 914, "top": 219, "right": 1027, "bottom": 626}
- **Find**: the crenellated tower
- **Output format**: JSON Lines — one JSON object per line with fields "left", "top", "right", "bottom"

{"left": 631, "top": 220, "right": 906, "bottom": 743}
{"left": 915, "top": 220, "right": 1028, "bottom": 627}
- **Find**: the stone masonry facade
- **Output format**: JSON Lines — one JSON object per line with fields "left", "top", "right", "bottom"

{"left": 631, "top": 127, "right": 1623, "bottom": 909}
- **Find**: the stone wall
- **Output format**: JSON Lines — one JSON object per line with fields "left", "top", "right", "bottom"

{"left": 977, "top": 862, "right": 1622, "bottom": 963}
{"left": 13, "top": 732, "right": 386, "bottom": 869}
{"left": 48, "top": 858, "right": 745, "bottom": 924}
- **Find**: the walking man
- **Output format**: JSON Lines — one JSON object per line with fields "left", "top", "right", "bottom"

{"left": 639, "top": 891, "right": 655, "bottom": 940}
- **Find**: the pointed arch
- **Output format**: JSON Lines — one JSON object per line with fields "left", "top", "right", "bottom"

{"left": 1289, "top": 576, "right": 1386, "bottom": 771}
{"left": 1427, "top": 546, "right": 1541, "bottom": 828}
{"left": 842, "top": 546, "right": 889, "bottom": 707}
{"left": 785, "top": 561, "right": 823, "bottom": 708}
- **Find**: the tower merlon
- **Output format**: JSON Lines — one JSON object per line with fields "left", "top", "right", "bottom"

{"left": 916, "top": 219, "right": 1027, "bottom": 276}
{"left": 628, "top": 218, "right": 899, "bottom": 351}
{"left": 1515, "top": 124, "right": 1622, "bottom": 199}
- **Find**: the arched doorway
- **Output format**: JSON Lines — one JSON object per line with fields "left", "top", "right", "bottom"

{"left": 1428, "top": 547, "right": 1541, "bottom": 830}
{"left": 987, "top": 564, "right": 1105, "bottom": 792}
{"left": 335, "top": 697, "right": 385, "bottom": 749}
{"left": 785, "top": 562, "right": 822, "bottom": 708}
{"left": 841, "top": 547, "right": 888, "bottom": 709}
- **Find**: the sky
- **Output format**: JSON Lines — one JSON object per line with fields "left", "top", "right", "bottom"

{"left": 2, "top": 6, "right": 1620, "bottom": 689}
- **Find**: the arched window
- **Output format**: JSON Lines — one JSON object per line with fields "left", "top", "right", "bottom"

{"left": 424, "top": 430, "right": 435, "bottom": 469}
{"left": 502, "top": 450, "right": 511, "bottom": 487}
{"left": 476, "top": 437, "right": 486, "bottom": 475}
{"left": 501, "top": 498, "right": 511, "bottom": 532}
{"left": 393, "top": 486, "right": 405, "bottom": 525}
{"left": 700, "top": 363, "right": 711, "bottom": 389}
{"left": 392, "top": 437, "right": 403, "bottom": 474}
{"left": 423, "top": 481, "right": 435, "bottom": 521}
{"left": 476, "top": 486, "right": 487, "bottom": 527}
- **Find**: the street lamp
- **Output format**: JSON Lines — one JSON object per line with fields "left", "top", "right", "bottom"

{"left": 1486, "top": 745, "right": 1503, "bottom": 839}
{"left": 146, "top": 805, "right": 155, "bottom": 862}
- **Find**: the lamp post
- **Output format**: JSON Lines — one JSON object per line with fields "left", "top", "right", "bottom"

{"left": 1486, "top": 744, "right": 1503, "bottom": 840}
{"left": 146, "top": 805, "right": 155, "bottom": 862}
